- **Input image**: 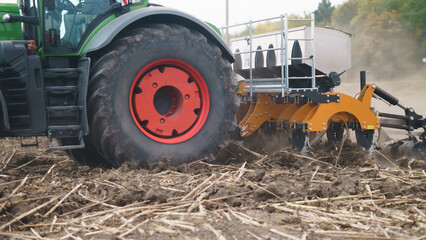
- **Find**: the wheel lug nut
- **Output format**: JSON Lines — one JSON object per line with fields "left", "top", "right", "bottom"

{"left": 185, "top": 95, "right": 190, "bottom": 99}
{"left": 172, "top": 105, "right": 176, "bottom": 109}
{"left": 160, "top": 118, "right": 165, "bottom": 123}
{"left": 153, "top": 83, "right": 157, "bottom": 88}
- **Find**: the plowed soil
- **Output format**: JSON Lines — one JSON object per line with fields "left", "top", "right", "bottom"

{"left": 0, "top": 137, "right": 425, "bottom": 240}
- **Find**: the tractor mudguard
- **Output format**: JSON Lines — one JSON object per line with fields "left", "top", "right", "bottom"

{"left": 86, "top": 7, "right": 235, "bottom": 63}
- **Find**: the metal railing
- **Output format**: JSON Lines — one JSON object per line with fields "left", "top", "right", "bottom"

{"left": 221, "top": 14, "right": 317, "bottom": 97}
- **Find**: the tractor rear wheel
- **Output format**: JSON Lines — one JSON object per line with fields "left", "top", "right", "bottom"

{"left": 82, "top": 24, "right": 238, "bottom": 168}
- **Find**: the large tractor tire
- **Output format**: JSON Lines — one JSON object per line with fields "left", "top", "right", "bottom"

{"left": 60, "top": 137, "right": 112, "bottom": 168}
{"left": 73, "top": 24, "right": 238, "bottom": 168}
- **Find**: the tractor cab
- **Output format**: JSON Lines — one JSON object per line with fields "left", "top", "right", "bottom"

{"left": 43, "top": 0, "right": 111, "bottom": 52}
{"left": 1, "top": 0, "right": 145, "bottom": 53}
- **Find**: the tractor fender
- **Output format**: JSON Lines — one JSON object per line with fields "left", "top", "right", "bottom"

{"left": 86, "top": 7, "right": 235, "bottom": 63}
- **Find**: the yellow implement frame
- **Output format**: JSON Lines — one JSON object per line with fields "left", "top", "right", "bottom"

{"left": 238, "top": 84, "right": 381, "bottom": 137}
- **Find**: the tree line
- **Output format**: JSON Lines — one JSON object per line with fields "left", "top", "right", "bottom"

{"left": 330, "top": 0, "right": 425, "bottom": 77}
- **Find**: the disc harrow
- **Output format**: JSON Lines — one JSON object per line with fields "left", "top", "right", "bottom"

{"left": 222, "top": 14, "right": 426, "bottom": 155}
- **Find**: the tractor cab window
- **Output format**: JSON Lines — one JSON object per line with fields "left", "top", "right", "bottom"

{"left": 44, "top": 0, "right": 111, "bottom": 52}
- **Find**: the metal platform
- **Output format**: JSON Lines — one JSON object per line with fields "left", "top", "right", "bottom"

{"left": 222, "top": 14, "right": 351, "bottom": 96}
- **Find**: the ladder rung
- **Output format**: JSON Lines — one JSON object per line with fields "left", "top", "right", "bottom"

{"left": 48, "top": 125, "right": 82, "bottom": 130}
{"left": 48, "top": 131, "right": 85, "bottom": 150}
{"left": 47, "top": 106, "right": 82, "bottom": 112}
{"left": 9, "top": 115, "right": 30, "bottom": 119}
{"left": 44, "top": 68, "right": 79, "bottom": 73}
{"left": 45, "top": 86, "right": 78, "bottom": 92}
{"left": 7, "top": 102, "right": 27, "bottom": 107}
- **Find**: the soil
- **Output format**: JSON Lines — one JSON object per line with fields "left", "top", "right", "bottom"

{"left": 0, "top": 137, "right": 424, "bottom": 240}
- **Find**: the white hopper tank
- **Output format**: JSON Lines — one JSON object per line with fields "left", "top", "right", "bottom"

{"left": 229, "top": 26, "right": 351, "bottom": 75}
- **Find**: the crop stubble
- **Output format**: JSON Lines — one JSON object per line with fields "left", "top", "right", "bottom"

{"left": 0, "top": 137, "right": 424, "bottom": 239}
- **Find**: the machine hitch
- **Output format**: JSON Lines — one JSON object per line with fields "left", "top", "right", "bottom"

{"left": 360, "top": 70, "right": 426, "bottom": 156}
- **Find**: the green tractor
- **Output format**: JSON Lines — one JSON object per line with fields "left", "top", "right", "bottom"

{"left": 0, "top": 0, "right": 238, "bottom": 168}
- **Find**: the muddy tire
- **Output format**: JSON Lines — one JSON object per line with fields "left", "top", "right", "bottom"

{"left": 60, "top": 137, "right": 112, "bottom": 168}
{"left": 85, "top": 24, "right": 238, "bottom": 168}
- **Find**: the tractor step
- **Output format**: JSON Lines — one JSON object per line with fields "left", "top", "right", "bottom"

{"left": 47, "top": 105, "right": 83, "bottom": 112}
{"left": 47, "top": 125, "right": 85, "bottom": 150}
{"left": 43, "top": 68, "right": 80, "bottom": 79}
{"left": 48, "top": 125, "right": 82, "bottom": 130}
{"left": 45, "top": 86, "right": 78, "bottom": 93}
{"left": 45, "top": 68, "right": 80, "bottom": 73}
{"left": 20, "top": 136, "right": 39, "bottom": 147}
{"left": 48, "top": 125, "right": 83, "bottom": 138}
{"left": 42, "top": 58, "right": 90, "bottom": 150}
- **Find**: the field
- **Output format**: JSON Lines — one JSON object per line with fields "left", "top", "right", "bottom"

{"left": 3, "top": 0, "right": 426, "bottom": 239}
{"left": 0, "top": 74, "right": 425, "bottom": 240}
{"left": 0, "top": 134, "right": 425, "bottom": 240}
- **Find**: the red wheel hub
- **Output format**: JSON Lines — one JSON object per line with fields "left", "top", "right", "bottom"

{"left": 129, "top": 59, "right": 210, "bottom": 144}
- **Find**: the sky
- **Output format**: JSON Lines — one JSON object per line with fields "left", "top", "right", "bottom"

{"left": 1, "top": 0, "right": 347, "bottom": 27}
